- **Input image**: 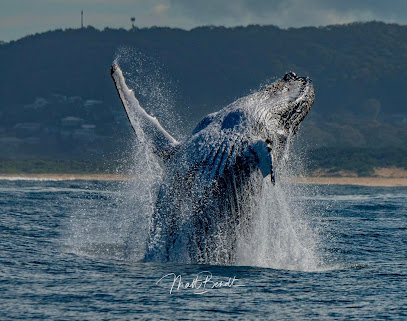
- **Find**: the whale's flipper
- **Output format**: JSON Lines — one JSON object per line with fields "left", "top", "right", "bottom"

{"left": 249, "top": 140, "right": 275, "bottom": 185}
{"left": 111, "top": 64, "right": 180, "bottom": 159}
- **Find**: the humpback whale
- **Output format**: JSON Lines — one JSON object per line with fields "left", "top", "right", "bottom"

{"left": 111, "top": 64, "right": 314, "bottom": 265}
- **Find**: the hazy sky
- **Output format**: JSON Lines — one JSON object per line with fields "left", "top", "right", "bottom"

{"left": 1, "top": 0, "right": 407, "bottom": 42}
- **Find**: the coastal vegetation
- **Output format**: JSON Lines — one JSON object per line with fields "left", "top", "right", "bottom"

{"left": 1, "top": 22, "right": 407, "bottom": 174}
{"left": 307, "top": 148, "right": 407, "bottom": 176}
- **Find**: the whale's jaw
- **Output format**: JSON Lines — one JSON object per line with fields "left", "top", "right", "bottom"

{"left": 245, "top": 72, "right": 314, "bottom": 175}
{"left": 258, "top": 72, "right": 314, "bottom": 137}
{"left": 278, "top": 72, "right": 314, "bottom": 136}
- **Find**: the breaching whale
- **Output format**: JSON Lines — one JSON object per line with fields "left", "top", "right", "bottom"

{"left": 111, "top": 64, "right": 314, "bottom": 265}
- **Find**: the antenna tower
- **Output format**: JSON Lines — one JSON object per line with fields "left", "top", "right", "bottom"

{"left": 131, "top": 17, "right": 135, "bottom": 30}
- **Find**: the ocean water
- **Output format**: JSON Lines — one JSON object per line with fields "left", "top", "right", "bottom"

{"left": 1, "top": 179, "right": 406, "bottom": 320}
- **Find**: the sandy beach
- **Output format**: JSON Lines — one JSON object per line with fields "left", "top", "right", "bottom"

{"left": 297, "top": 167, "right": 407, "bottom": 186}
{"left": 292, "top": 176, "right": 407, "bottom": 187}
{"left": 2, "top": 170, "right": 407, "bottom": 186}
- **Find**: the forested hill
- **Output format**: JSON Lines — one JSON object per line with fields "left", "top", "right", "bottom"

{"left": 1, "top": 22, "right": 407, "bottom": 168}
{"left": 2, "top": 22, "right": 407, "bottom": 115}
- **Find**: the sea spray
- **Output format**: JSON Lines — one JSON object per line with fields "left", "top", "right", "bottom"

{"left": 235, "top": 134, "right": 324, "bottom": 271}
{"left": 69, "top": 58, "right": 326, "bottom": 270}
{"left": 236, "top": 179, "right": 322, "bottom": 271}
{"left": 114, "top": 49, "right": 185, "bottom": 259}
{"left": 68, "top": 50, "right": 183, "bottom": 260}
{"left": 113, "top": 48, "right": 185, "bottom": 141}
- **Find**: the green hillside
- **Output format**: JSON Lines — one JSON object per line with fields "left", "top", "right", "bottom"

{"left": 1, "top": 22, "right": 407, "bottom": 173}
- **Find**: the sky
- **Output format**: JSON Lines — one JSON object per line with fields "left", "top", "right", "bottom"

{"left": 1, "top": 0, "right": 407, "bottom": 42}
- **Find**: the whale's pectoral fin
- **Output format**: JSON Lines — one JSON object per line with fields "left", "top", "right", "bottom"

{"left": 111, "top": 64, "right": 180, "bottom": 160}
{"left": 248, "top": 140, "right": 275, "bottom": 185}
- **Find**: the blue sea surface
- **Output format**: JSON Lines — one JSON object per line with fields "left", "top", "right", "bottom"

{"left": 0, "top": 179, "right": 406, "bottom": 320}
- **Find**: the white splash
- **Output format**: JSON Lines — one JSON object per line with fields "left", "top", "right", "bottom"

{"left": 69, "top": 54, "right": 325, "bottom": 271}
{"left": 237, "top": 179, "right": 322, "bottom": 271}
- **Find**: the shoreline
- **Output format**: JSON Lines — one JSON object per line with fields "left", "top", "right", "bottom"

{"left": 1, "top": 173, "right": 407, "bottom": 187}
{"left": 291, "top": 177, "right": 407, "bottom": 187}
{"left": 0, "top": 173, "right": 130, "bottom": 181}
